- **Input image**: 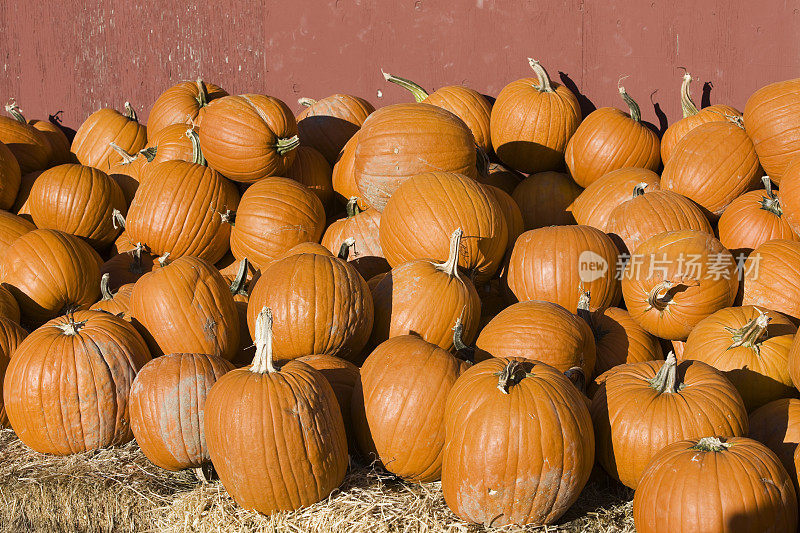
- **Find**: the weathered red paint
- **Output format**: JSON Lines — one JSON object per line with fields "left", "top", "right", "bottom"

{"left": 1, "top": 1, "right": 799, "bottom": 132}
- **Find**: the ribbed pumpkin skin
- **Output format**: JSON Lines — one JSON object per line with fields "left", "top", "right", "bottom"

{"left": 331, "top": 132, "right": 370, "bottom": 210}
{"left": 130, "top": 256, "right": 239, "bottom": 360}
{"left": 442, "top": 358, "right": 594, "bottom": 527}
{"left": 285, "top": 146, "right": 334, "bottom": 209}
{"left": 565, "top": 107, "right": 661, "bottom": 188}
{"left": 0, "top": 116, "right": 50, "bottom": 174}
{"left": 0, "top": 210, "right": 35, "bottom": 256}
{"left": 661, "top": 121, "right": 761, "bottom": 216}
{"left": 352, "top": 335, "right": 468, "bottom": 481}
{"left": 147, "top": 123, "right": 195, "bottom": 164}
{"left": 353, "top": 103, "right": 477, "bottom": 211}
{"left": 0, "top": 141, "right": 21, "bottom": 210}
{"left": 742, "top": 240, "right": 800, "bottom": 321}
{"left": 475, "top": 300, "right": 596, "bottom": 376}
{"left": 199, "top": 94, "right": 298, "bottom": 183}
{"left": 90, "top": 283, "right": 133, "bottom": 319}
{"left": 29, "top": 119, "right": 71, "bottom": 165}
{"left": 591, "top": 358, "right": 748, "bottom": 489}
{"left": 485, "top": 185, "right": 524, "bottom": 254}
{"left": 297, "top": 94, "right": 374, "bottom": 165}
{"left": 744, "top": 78, "right": 800, "bottom": 185}
{"left": 129, "top": 353, "right": 234, "bottom": 471}
{"left": 605, "top": 189, "right": 714, "bottom": 254}
{"left": 0, "top": 285, "right": 20, "bottom": 323}
{"left": 0, "top": 318, "right": 28, "bottom": 426}
{"left": 778, "top": 158, "right": 800, "bottom": 236}
{"left": 380, "top": 172, "right": 507, "bottom": 284}
{"left": 507, "top": 225, "right": 621, "bottom": 313}
{"left": 147, "top": 80, "right": 227, "bottom": 140}
{"left": 107, "top": 152, "right": 148, "bottom": 207}
{"left": 622, "top": 230, "right": 739, "bottom": 340}
{"left": 0, "top": 229, "right": 102, "bottom": 325}
{"left": 3, "top": 311, "right": 151, "bottom": 454}
{"left": 29, "top": 164, "right": 126, "bottom": 249}
{"left": 718, "top": 189, "right": 799, "bottom": 256}
{"left": 126, "top": 160, "right": 239, "bottom": 264}
{"left": 590, "top": 307, "right": 663, "bottom": 378}
{"left": 321, "top": 207, "right": 389, "bottom": 281}
{"left": 247, "top": 254, "right": 374, "bottom": 362}
{"left": 490, "top": 76, "right": 581, "bottom": 173}
{"left": 101, "top": 250, "right": 156, "bottom": 290}
{"left": 112, "top": 231, "right": 136, "bottom": 255}
{"left": 661, "top": 104, "right": 741, "bottom": 163}
{"left": 685, "top": 306, "right": 797, "bottom": 411}
{"left": 423, "top": 86, "right": 492, "bottom": 154}
{"left": 511, "top": 171, "right": 581, "bottom": 230}
{"left": 72, "top": 107, "right": 147, "bottom": 170}
{"left": 749, "top": 398, "right": 800, "bottom": 493}
{"left": 789, "top": 333, "right": 800, "bottom": 392}
{"left": 204, "top": 360, "right": 348, "bottom": 514}
{"left": 571, "top": 167, "right": 661, "bottom": 231}
{"left": 633, "top": 437, "right": 798, "bottom": 533}
{"left": 230, "top": 177, "right": 326, "bottom": 270}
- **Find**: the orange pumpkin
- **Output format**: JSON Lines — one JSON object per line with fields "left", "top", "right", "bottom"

{"left": 485, "top": 185, "right": 524, "bottom": 255}
{"left": 0, "top": 285, "right": 20, "bottom": 324}
{"left": 0, "top": 208, "right": 35, "bottom": 255}
{"left": 147, "top": 123, "right": 201, "bottom": 164}
{"left": 748, "top": 398, "right": 800, "bottom": 493}
{"left": 147, "top": 79, "right": 227, "bottom": 140}
{"left": 296, "top": 94, "right": 374, "bottom": 165}
{"left": 0, "top": 317, "right": 28, "bottom": 426}
{"left": 321, "top": 198, "right": 388, "bottom": 281}
{"left": 90, "top": 275, "right": 134, "bottom": 319}
{"left": 285, "top": 146, "right": 334, "bottom": 209}
{"left": 0, "top": 141, "right": 21, "bottom": 210}
{"left": 741, "top": 239, "right": 800, "bottom": 322}
{"left": 71, "top": 102, "right": 148, "bottom": 169}
{"left": 100, "top": 243, "right": 156, "bottom": 290}
{"left": 776, "top": 157, "right": 800, "bottom": 237}
{"left": 11, "top": 170, "right": 39, "bottom": 218}
{"left": 0, "top": 101, "right": 51, "bottom": 173}
{"left": 331, "top": 132, "right": 370, "bottom": 210}
{"left": 511, "top": 171, "right": 581, "bottom": 230}
{"left": 477, "top": 162, "right": 523, "bottom": 195}
{"left": 106, "top": 144, "right": 155, "bottom": 207}
{"left": 570, "top": 167, "right": 661, "bottom": 230}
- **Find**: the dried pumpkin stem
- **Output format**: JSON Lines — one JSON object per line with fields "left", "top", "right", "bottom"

{"left": 346, "top": 197, "right": 361, "bottom": 218}
{"left": 185, "top": 127, "right": 206, "bottom": 166}
{"left": 564, "top": 366, "right": 586, "bottom": 393}
{"left": 576, "top": 286, "right": 594, "bottom": 326}
{"left": 760, "top": 176, "right": 783, "bottom": 216}
{"left": 275, "top": 135, "right": 300, "bottom": 155}
{"left": 56, "top": 313, "right": 88, "bottom": 336}
{"left": 618, "top": 86, "right": 642, "bottom": 123}
{"left": 130, "top": 242, "right": 144, "bottom": 274}
{"left": 679, "top": 71, "right": 699, "bottom": 118}
{"left": 4, "top": 99, "right": 26, "bottom": 123}
{"left": 99, "top": 273, "right": 114, "bottom": 301}
{"left": 381, "top": 70, "right": 429, "bottom": 103}
{"left": 648, "top": 351, "right": 680, "bottom": 393}
{"left": 297, "top": 97, "right": 317, "bottom": 107}
{"left": 496, "top": 360, "right": 527, "bottom": 394}
{"left": 692, "top": 436, "right": 731, "bottom": 452}
{"left": 139, "top": 146, "right": 158, "bottom": 162}
{"left": 123, "top": 102, "right": 138, "bottom": 122}
{"left": 452, "top": 315, "right": 470, "bottom": 352}
{"left": 726, "top": 308, "right": 771, "bottom": 349}
{"left": 337, "top": 237, "right": 356, "bottom": 261}
{"left": 157, "top": 252, "right": 170, "bottom": 267}
{"left": 435, "top": 228, "right": 464, "bottom": 279}
{"left": 109, "top": 142, "right": 138, "bottom": 165}
{"left": 632, "top": 182, "right": 649, "bottom": 198}
{"left": 251, "top": 307, "right": 279, "bottom": 374}
{"left": 646, "top": 280, "right": 687, "bottom": 312}
{"left": 229, "top": 258, "right": 250, "bottom": 296}
{"left": 111, "top": 208, "right": 126, "bottom": 230}
{"left": 195, "top": 78, "right": 209, "bottom": 108}
{"left": 528, "top": 58, "right": 553, "bottom": 93}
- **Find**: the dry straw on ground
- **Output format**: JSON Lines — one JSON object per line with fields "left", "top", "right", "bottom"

{"left": 0, "top": 429, "right": 634, "bottom": 532}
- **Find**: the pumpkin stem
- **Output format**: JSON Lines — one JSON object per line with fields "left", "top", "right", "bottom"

{"left": 576, "top": 286, "right": 594, "bottom": 326}
{"left": 195, "top": 78, "right": 209, "bottom": 108}
{"left": 618, "top": 85, "right": 642, "bottom": 123}
{"left": 275, "top": 135, "right": 300, "bottom": 155}
{"left": 138, "top": 146, "right": 158, "bottom": 162}
{"left": 251, "top": 307, "right": 279, "bottom": 374}
{"left": 56, "top": 312, "right": 88, "bottom": 336}
{"left": 726, "top": 114, "right": 745, "bottom": 129}
{"left": 632, "top": 182, "right": 649, "bottom": 198}
{"left": 123, "top": 102, "right": 138, "bottom": 122}
{"left": 528, "top": 58, "right": 554, "bottom": 93}
{"left": 337, "top": 237, "right": 356, "bottom": 261}
{"left": 129, "top": 242, "right": 145, "bottom": 274}
{"left": 452, "top": 307, "right": 475, "bottom": 362}
{"left": 99, "top": 273, "right": 114, "bottom": 301}
{"left": 4, "top": 99, "right": 27, "bottom": 123}
{"left": 692, "top": 436, "right": 731, "bottom": 452}
{"left": 346, "top": 197, "right": 361, "bottom": 218}
{"left": 678, "top": 70, "right": 700, "bottom": 118}
{"left": 759, "top": 176, "right": 783, "bottom": 216}
{"left": 381, "top": 70, "right": 429, "bottom": 103}
{"left": 298, "top": 97, "right": 317, "bottom": 107}
{"left": 157, "top": 252, "right": 170, "bottom": 267}
{"left": 434, "top": 228, "right": 464, "bottom": 279}
{"left": 109, "top": 142, "right": 138, "bottom": 165}
{"left": 564, "top": 366, "right": 586, "bottom": 394}
{"left": 496, "top": 360, "right": 528, "bottom": 394}
{"left": 725, "top": 308, "right": 771, "bottom": 350}
{"left": 229, "top": 258, "right": 250, "bottom": 296}
{"left": 111, "top": 208, "right": 126, "bottom": 230}
{"left": 648, "top": 351, "right": 681, "bottom": 393}
{"left": 646, "top": 280, "right": 697, "bottom": 312}
{"left": 220, "top": 209, "right": 236, "bottom": 225}
{"left": 184, "top": 127, "right": 206, "bottom": 166}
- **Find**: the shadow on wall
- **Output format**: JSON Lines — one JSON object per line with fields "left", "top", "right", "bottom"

{"left": 50, "top": 111, "right": 76, "bottom": 143}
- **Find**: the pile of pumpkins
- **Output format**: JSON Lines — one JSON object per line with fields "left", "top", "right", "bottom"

{"left": 2, "top": 58, "right": 800, "bottom": 531}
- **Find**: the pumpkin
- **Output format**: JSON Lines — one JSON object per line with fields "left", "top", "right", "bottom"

{"left": 28, "top": 163, "right": 126, "bottom": 249}
{"left": 0, "top": 229, "right": 102, "bottom": 325}
{"left": 777, "top": 157, "right": 800, "bottom": 237}
{"left": 370, "top": 229, "right": 481, "bottom": 350}
{"left": 322, "top": 198, "right": 388, "bottom": 280}
{"left": 511, "top": 171, "right": 581, "bottom": 230}
{"left": 743, "top": 77, "right": 800, "bottom": 185}
{"left": 749, "top": 398, "right": 800, "bottom": 494}
{"left": 442, "top": 357, "right": 594, "bottom": 526}
{"left": 789, "top": 333, "right": 800, "bottom": 391}
{"left": 622, "top": 230, "right": 739, "bottom": 340}
{"left": 126, "top": 160, "right": 239, "bottom": 264}
{"left": 352, "top": 334, "right": 469, "bottom": 480}
{"left": 380, "top": 171, "right": 507, "bottom": 284}
{"left": 106, "top": 144, "right": 154, "bottom": 206}
{"left": 130, "top": 256, "right": 239, "bottom": 360}
{"left": 297, "top": 94, "right": 375, "bottom": 165}
{"left": 285, "top": 145, "right": 334, "bottom": 209}
{"left": 130, "top": 352, "right": 234, "bottom": 471}
{"left": 199, "top": 94, "right": 299, "bottom": 183}
{"left": 278, "top": 241, "right": 333, "bottom": 258}
{"left": 490, "top": 58, "right": 582, "bottom": 173}
{"left": 485, "top": 185, "right": 524, "bottom": 254}
{"left": 90, "top": 274, "right": 134, "bottom": 319}
{"left": 661, "top": 71, "right": 742, "bottom": 163}
{"left": 0, "top": 210, "right": 35, "bottom": 255}
{"left": 147, "top": 79, "right": 227, "bottom": 140}
{"left": 353, "top": 103, "right": 477, "bottom": 211}
{"left": 633, "top": 436, "right": 798, "bottom": 533}
{"left": 0, "top": 141, "right": 21, "bottom": 210}
{"left": 0, "top": 101, "right": 50, "bottom": 173}
{"left": 100, "top": 243, "right": 156, "bottom": 290}
{"left": 506, "top": 225, "right": 621, "bottom": 312}
{"left": 3, "top": 310, "right": 151, "bottom": 454}
{"left": 0, "top": 317, "right": 27, "bottom": 426}
{"left": 71, "top": 102, "right": 147, "bottom": 169}
{"left": 569, "top": 167, "right": 661, "bottom": 230}
{"left": 147, "top": 123, "right": 202, "bottom": 164}
{"left": 247, "top": 252, "right": 373, "bottom": 362}
{"left": 331, "top": 132, "right": 370, "bottom": 210}
{"left": 477, "top": 162, "right": 522, "bottom": 195}
{"left": 383, "top": 71, "right": 492, "bottom": 153}
{"left": 204, "top": 307, "right": 348, "bottom": 514}
{"left": 11, "top": 170, "right": 39, "bottom": 218}
{"left": 565, "top": 86, "right": 661, "bottom": 188}
{"left": 223, "top": 257, "right": 258, "bottom": 367}
{"left": 591, "top": 352, "right": 748, "bottom": 489}
{"left": 5, "top": 102, "right": 71, "bottom": 166}
{"left": 605, "top": 187, "right": 714, "bottom": 254}
{"left": 741, "top": 239, "right": 800, "bottom": 322}
{"left": 0, "top": 285, "right": 20, "bottom": 324}
{"left": 230, "top": 176, "right": 326, "bottom": 270}
{"left": 475, "top": 300, "right": 596, "bottom": 376}
{"left": 111, "top": 231, "right": 136, "bottom": 255}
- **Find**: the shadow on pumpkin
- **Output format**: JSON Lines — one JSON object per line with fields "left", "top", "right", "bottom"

{"left": 297, "top": 115, "right": 361, "bottom": 164}
{"left": 493, "top": 141, "right": 567, "bottom": 173}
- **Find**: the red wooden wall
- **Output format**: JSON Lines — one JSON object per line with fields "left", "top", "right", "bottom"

{"left": 1, "top": 0, "right": 799, "bottom": 132}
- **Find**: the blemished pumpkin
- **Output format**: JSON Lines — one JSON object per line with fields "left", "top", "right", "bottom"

{"left": 506, "top": 225, "right": 621, "bottom": 313}
{"left": 28, "top": 163, "right": 126, "bottom": 249}
{"left": 297, "top": 94, "right": 374, "bottom": 165}
{"left": 748, "top": 398, "right": 800, "bottom": 494}
{"left": 591, "top": 352, "right": 748, "bottom": 489}
{"left": 383, "top": 71, "right": 492, "bottom": 153}
{"left": 90, "top": 274, "right": 134, "bottom": 319}
{"left": 0, "top": 101, "right": 51, "bottom": 173}
{"left": 741, "top": 239, "right": 800, "bottom": 322}
{"left": 352, "top": 334, "right": 470, "bottom": 481}
{"left": 0, "top": 229, "right": 102, "bottom": 325}
{"left": 321, "top": 198, "right": 389, "bottom": 281}
{"left": 230, "top": 176, "right": 326, "bottom": 270}
{"left": 622, "top": 230, "right": 739, "bottom": 340}
{"left": 380, "top": 171, "right": 507, "bottom": 284}
{"left": 71, "top": 102, "right": 148, "bottom": 170}
{"left": 146, "top": 79, "right": 227, "bottom": 140}
{"left": 490, "top": 58, "right": 582, "bottom": 173}
{"left": 511, "top": 171, "right": 581, "bottom": 230}
{"left": 565, "top": 86, "right": 661, "bottom": 188}
{"left": 0, "top": 141, "right": 21, "bottom": 210}
{"left": 0, "top": 210, "right": 35, "bottom": 255}
{"left": 633, "top": 437, "right": 798, "bottom": 533}
{"left": 285, "top": 145, "right": 334, "bottom": 209}
{"left": 442, "top": 357, "right": 594, "bottom": 527}
{"left": 204, "top": 307, "right": 348, "bottom": 514}
{"left": 130, "top": 352, "right": 235, "bottom": 472}
{"left": 199, "top": 94, "right": 299, "bottom": 183}
{"left": 3, "top": 310, "right": 151, "bottom": 454}
{"left": 685, "top": 306, "right": 797, "bottom": 411}
{"left": 0, "top": 317, "right": 27, "bottom": 426}
{"left": 353, "top": 103, "right": 477, "bottom": 211}
{"left": 331, "top": 132, "right": 370, "bottom": 210}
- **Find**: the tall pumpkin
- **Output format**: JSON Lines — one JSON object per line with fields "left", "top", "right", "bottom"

{"left": 511, "top": 171, "right": 581, "bottom": 230}
{"left": 0, "top": 317, "right": 27, "bottom": 426}
{"left": 0, "top": 102, "right": 51, "bottom": 173}
{"left": 741, "top": 239, "right": 800, "bottom": 322}
{"left": 72, "top": 102, "right": 147, "bottom": 169}
{"left": 570, "top": 167, "right": 661, "bottom": 231}
{"left": 322, "top": 198, "right": 388, "bottom": 282}
{"left": 147, "top": 79, "right": 227, "bottom": 140}
{"left": 296, "top": 94, "right": 374, "bottom": 165}
{"left": 490, "top": 59, "right": 581, "bottom": 173}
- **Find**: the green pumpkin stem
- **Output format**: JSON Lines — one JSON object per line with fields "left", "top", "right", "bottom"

{"left": 726, "top": 308, "right": 771, "bottom": 350}
{"left": 346, "top": 197, "right": 361, "bottom": 218}
{"left": 251, "top": 306, "right": 279, "bottom": 374}
{"left": 618, "top": 85, "right": 642, "bottom": 123}
{"left": 111, "top": 208, "right": 126, "bottom": 230}
{"left": 435, "top": 228, "right": 464, "bottom": 279}
{"left": 4, "top": 99, "right": 27, "bottom": 123}
{"left": 648, "top": 351, "right": 681, "bottom": 393}
{"left": 337, "top": 237, "right": 356, "bottom": 261}
{"left": 275, "top": 135, "right": 300, "bottom": 155}
{"left": 692, "top": 436, "right": 731, "bottom": 452}
{"left": 381, "top": 70, "right": 429, "bottom": 103}
{"left": 230, "top": 258, "right": 250, "bottom": 296}
{"left": 298, "top": 97, "right": 317, "bottom": 107}
{"left": 679, "top": 70, "right": 700, "bottom": 118}
{"left": 123, "top": 102, "right": 138, "bottom": 122}
{"left": 185, "top": 127, "right": 206, "bottom": 166}
{"left": 528, "top": 58, "right": 554, "bottom": 93}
